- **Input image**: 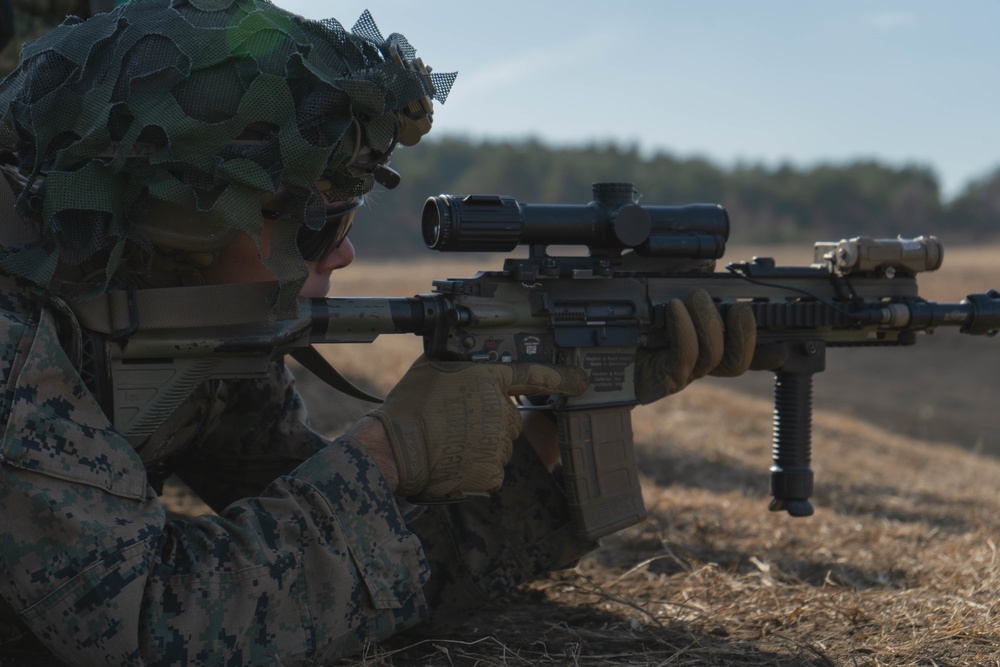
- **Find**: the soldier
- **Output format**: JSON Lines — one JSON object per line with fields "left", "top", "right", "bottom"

{"left": 0, "top": 1, "right": 757, "bottom": 664}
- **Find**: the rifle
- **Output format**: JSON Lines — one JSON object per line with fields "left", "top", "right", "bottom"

{"left": 77, "top": 182, "right": 1000, "bottom": 540}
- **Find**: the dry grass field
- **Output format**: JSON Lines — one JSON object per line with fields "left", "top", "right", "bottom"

{"left": 291, "top": 243, "right": 1000, "bottom": 666}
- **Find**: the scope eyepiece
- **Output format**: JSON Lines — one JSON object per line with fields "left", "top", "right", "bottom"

{"left": 422, "top": 195, "right": 524, "bottom": 252}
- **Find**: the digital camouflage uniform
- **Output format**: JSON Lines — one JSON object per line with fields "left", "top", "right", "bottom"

{"left": 0, "top": 1, "right": 595, "bottom": 664}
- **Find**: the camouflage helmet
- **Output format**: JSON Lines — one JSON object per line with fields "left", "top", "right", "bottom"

{"left": 0, "top": 0, "right": 454, "bottom": 314}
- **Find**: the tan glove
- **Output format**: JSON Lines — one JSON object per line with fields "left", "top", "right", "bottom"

{"left": 369, "top": 355, "right": 588, "bottom": 499}
{"left": 635, "top": 289, "right": 758, "bottom": 404}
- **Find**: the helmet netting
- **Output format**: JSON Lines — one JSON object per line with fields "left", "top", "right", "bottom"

{"left": 0, "top": 0, "right": 454, "bottom": 317}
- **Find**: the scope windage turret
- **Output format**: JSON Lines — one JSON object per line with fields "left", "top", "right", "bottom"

{"left": 422, "top": 182, "right": 730, "bottom": 260}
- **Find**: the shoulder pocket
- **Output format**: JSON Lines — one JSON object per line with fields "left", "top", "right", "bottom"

{"left": 0, "top": 308, "right": 148, "bottom": 500}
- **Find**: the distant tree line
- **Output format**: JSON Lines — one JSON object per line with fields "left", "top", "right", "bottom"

{"left": 357, "top": 138, "right": 1000, "bottom": 256}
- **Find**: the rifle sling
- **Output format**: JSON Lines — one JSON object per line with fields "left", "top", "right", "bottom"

{"left": 289, "top": 346, "right": 384, "bottom": 404}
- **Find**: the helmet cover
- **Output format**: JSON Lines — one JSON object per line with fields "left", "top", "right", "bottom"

{"left": 0, "top": 0, "right": 455, "bottom": 315}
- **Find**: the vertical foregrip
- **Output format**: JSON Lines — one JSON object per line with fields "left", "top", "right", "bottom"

{"left": 554, "top": 405, "right": 647, "bottom": 540}
{"left": 768, "top": 341, "right": 825, "bottom": 517}
{"left": 769, "top": 371, "right": 815, "bottom": 516}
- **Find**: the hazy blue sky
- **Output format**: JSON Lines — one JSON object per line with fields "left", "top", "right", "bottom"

{"left": 277, "top": 1, "right": 997, "bottom": 200}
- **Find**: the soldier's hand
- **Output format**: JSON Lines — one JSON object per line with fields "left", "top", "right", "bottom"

{"left": 634, "top": 289, "right": 758, "bottom": 404}
{"left": 369, "top": 355, "right": 588, "bottom": 499}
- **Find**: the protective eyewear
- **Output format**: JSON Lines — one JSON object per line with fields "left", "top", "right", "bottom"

{"left": 262, "top": 196, "right": 365, "bottom": 262}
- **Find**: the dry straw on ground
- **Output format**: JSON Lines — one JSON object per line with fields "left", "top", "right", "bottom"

{"left": 308, "top": 381, "right": 1000, "bottom": 667}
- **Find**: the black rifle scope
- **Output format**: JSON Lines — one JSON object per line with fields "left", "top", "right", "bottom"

{"left": 422, "top": 182, "right": 730, "bottom": 260}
